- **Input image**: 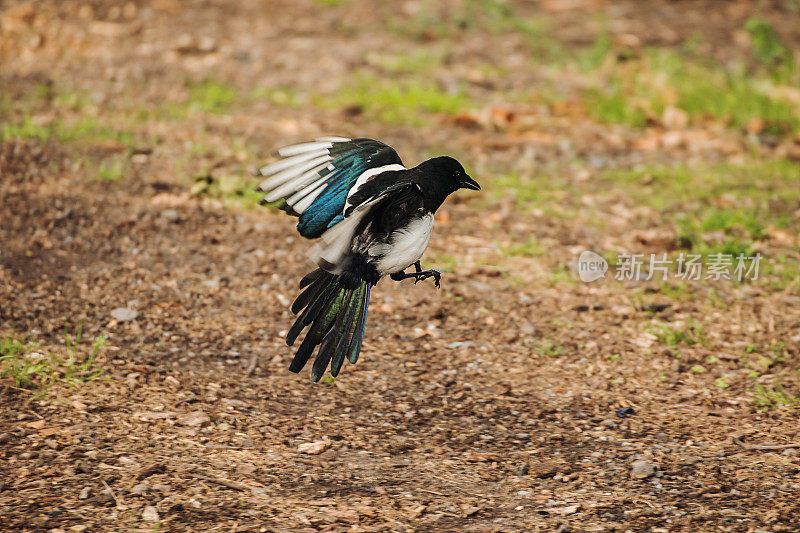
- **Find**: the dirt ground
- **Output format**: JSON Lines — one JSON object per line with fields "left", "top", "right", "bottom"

{"left": 2, "top": 1, "right": 800, "bottom": 531}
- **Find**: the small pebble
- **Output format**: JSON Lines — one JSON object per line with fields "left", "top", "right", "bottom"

{"left": 160, "top": 209, "right": 180, "bottom": 222}
{"left": 93, "top": 489, "right": 114, "bottom": 505}
{"left": 142, "top": 505, "right": 159, "bottom": 522}
{"left": 130, "top": 483, "right": 150, "bottom": 495}
{"left": 177, "top": 411, "right": 210, "bottom": 427}
{"left": 615, "top": 407, "right": 636, "bottom": 418}
{"left": 631, "top": 459, "right": 657, "bottom": 479}
{"left": 236, "top": 462, "right": 257, "bottom": 475}
{"left": 298, "top": 441, "right": 329, "bottom": 455}
{"left": 110, "top": 308, "right": 138, "bottom": 321}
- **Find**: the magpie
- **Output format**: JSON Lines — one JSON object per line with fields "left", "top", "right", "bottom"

{"left": 257, "top": 137, "right": 480, "bottom": 382}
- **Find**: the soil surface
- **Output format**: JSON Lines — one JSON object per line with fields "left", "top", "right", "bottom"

{"left": 2, "top": 1, "right": 800, "bottom": 532}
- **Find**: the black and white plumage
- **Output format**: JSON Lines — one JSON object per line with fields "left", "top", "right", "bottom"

{"left": 258, "top": 137, "right": 480, "bottom": 381}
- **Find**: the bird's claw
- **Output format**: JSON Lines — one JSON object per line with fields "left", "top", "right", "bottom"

{"left": 413, "top": 269, "right": 441, "bottom": 288}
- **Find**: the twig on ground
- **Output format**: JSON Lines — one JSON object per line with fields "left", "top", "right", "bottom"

{"left": 135, "top": 462, "right": 167, "bottom": 480}
{"left": 430, "top": 475, "right": 490, "bottom": 499}
{"left": 2, "top": 385, "right": 35, "bottom": 394}
{"left": 733, "top": 437, "right": 800, "bottom": 451}
{"left": 419, "top": 488, "right": 447, "bottom": 497}
{"left": 245, "top": 352, "right": 258, "bottom": 376}
{"left": 195, "top": 473, "right": 255, "bottom": 492}
{"left": 101, "top": 479, "right": 121, "bottom": 507}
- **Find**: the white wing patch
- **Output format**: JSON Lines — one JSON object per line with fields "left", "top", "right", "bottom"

{"left": 292, "top": 182, "right": 328, "bottom": 214}
{"left": 277, "top": 141, "right": 334, "bottom": 157}
{"left": 257, "top": 137, "right": 351, "bottom": 214}
{"left": 306, "top": 198, "right": 381, "bottom": 273}
{"left": 344, "top": 164, "right": 406, "bottom": 214}
{"left": 258, "top": 149, "right": 328, "bottom": 177}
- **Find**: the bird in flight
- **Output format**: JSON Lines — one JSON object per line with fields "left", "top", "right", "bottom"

{"left": 258, "top": 137, "right": 480, "bottom": 381}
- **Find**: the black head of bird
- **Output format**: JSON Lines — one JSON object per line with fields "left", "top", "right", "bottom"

{"left": 408, "top": 156, "right": 480, "bottom": 212}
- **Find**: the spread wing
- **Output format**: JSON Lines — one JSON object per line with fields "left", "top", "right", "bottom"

{"left": 257, "top": 137, "right": 403, "bottom": 238}
{"left": 307, "top": 177, "right": 420, "bottom": 273}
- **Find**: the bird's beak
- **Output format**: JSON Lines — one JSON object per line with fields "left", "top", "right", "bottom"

{"left": 459, "top": 175, "right": 481, "bottom": 191}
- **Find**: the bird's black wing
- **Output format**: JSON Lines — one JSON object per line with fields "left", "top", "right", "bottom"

{"left": 306, "top": 174, "right": 420, "bottom": 273}
{"left": 257, "top": 137, "right": 404, "bottom": 238}
{"left": 344, "top": 172, "right": 420, "bottom": 217}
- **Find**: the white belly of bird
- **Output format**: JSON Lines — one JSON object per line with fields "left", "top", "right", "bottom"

{"left": 373, "top": 214, "right": 434, "bottom": 275}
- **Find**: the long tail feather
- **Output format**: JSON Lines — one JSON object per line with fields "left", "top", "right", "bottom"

{"left": 286, "top": 280, "right": 338, "bottom": 346}
{"left": 291, "top": 270, "right": 331, "bottom": 314}
{"left": 318, "top": 287, "right": 360, "bottom": 379}
{"left": 299, "top": 268, "right": 325, "bottom": 288}
{"left": 347, "top": 283, "right": 371, "bottom": 364}
{"left": 311, "top": 288, "right": 353, "bottom": 381}
{"left": 330, "top": 284, "right": 364, "bottom": 377}
{"left": 287, "top": 271, "right": 372, "bottom": 381}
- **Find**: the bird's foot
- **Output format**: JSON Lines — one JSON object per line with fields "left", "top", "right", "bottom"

{"left": 413, "top": 269, "right": 441, "bottom": 288}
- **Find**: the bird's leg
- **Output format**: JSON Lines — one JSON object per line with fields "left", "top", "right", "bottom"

{"left": 390, "top": 261, "right": 441, "bottom": 288}
{"left": 413, "top": 261, "right": 442, "bottom": 289}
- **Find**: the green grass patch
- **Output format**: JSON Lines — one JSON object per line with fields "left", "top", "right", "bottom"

{"left": 504, "top": 235, "right": 545, "bottom": 257}
{"left": 656, "top": 281, "right": 694, "bottom": 301}
{"left": 579, "top": 33, "right": 613, "bottom": 72}
{"left": 760, "top": 255, "right": 800, "bottom": 290}
{"left": 320, "top": 75, "right": 470, "bottom": 125}
{"left": 489, "top": 160, "right": 798, "bottom": 292}
{"left": 364, "top": 47, "right": 448, "bottom": 74}
{"left": 752, "top": 383, "right": 799, "bottom": 409}
{"left": 600, "top": 160, "right": 800, "bottom": 254}
{"left": 1, "top": 115, "right": 135, "bottom": 146}
{"left": 745, "top": 17, "right": 795, "bottom": 83}
{"left": 546, "top": 264, "right": 578, "bottom": 287}
{"left": 533, "top": 339, "right": 564, "bottom": 357}
{"left": 250, "top": 86, "right": 305, "bottom": 107}
{"left": 652, "top": 320, "right": 706, "bottom": 346}
{"left": 490, "top": 170, "right": 572, "bottom": 215}
{"left": 675, "top": 69, "right": 798, "bottom": 135}
{"left": 1, "top": 327, "right": 106, "bottom": 396}
{"left": 386, "top": 0, "right": 561, "bottom": 59}
{"left": 178, "top": 79, "right": 238, "bottom": 115}
{"left": 577, "top": 40, "right": 800, "bottom": 133}
{"left": 97, "top": 154, "right": 130, "bottom": 181}
{"left": 583, "top": 82, "right": 648, "bottom": 127}
{"left": 190, "top": 174, "right": 263, "bottom": 209}
{"left": 426, "top": 251, "right": 460, "bottom": 273}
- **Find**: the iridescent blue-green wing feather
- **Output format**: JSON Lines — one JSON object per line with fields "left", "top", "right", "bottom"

{"left": 257, "top": 138, "right": 403, "bottom": 238}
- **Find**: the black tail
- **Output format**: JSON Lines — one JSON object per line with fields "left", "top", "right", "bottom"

{"left": 286, "top": 269, "right": 372, "bottom": 381}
